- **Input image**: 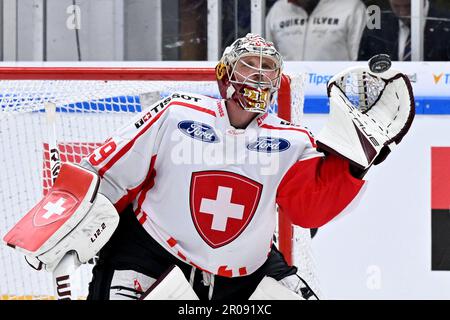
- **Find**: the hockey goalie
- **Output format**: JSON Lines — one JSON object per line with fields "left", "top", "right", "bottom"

{"left": 3, "top": 34, "right": 415, "bottom": 300}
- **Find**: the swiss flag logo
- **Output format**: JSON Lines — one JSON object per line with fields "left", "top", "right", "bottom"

{"left": 190, "top": 171, "right": 263, "bottom": 248}
{"left": 33, "top": 191, "right": 79, "bottom": 227}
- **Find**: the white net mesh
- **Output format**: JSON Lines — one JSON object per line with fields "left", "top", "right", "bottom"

{"left": 287, "top": 73, "right": 322, "bottom": 298}
{"left": 0, "top": 72, "right": 311, "bottom": 299}
{"left": 334, "top": 70, "right": 386, "bottom": 112}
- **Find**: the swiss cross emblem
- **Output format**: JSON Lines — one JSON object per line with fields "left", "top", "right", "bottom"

{"left": 190, "top": 171, "right": 263, "bottom": 248}
{"left": 33, "top": 191, "right": 78, "bottom": 227}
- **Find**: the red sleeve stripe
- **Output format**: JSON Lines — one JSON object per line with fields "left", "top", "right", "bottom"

{"left": 260, "top": 123, "right": 317, "bottom": 147}
{"left": 134, "top": 156, "right": 157, "bottom": 217}
{"left": 113, "top": 155, "right": 157, "bottom": 213}
{"left": 177, "top": 251, "right": 187, "bottom": 261}
{"left": 98, "top": 101, "right": 216, "bottom": 177}
{"left": 113, "top": 184, "right": 143, "bottom": 214}
{"left": 137, "top": 210, "right": 147, "bottom": 225}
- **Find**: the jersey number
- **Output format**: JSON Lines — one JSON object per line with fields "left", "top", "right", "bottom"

{"left": 89, "top": 140, "right": 117, "bottom": 166}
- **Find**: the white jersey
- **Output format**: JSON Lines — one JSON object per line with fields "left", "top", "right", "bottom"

{"left": 265, "top": 0, "right": 366, "bottom": 61}
{"left": 81, "top": 92, "right": 363, "bottom": 277}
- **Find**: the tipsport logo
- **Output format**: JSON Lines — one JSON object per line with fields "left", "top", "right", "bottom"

{"left": 309, "top": 72, "right": 418, "bottom": 86}
{"left": 308, "top": 73, "right": 333, "bottom": 86}
{"left": 432, "top": 73, "right": 450, "bottom": 85}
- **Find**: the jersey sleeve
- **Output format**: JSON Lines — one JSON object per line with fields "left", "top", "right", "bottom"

{"left": 276, "top": 152, "right": 365, "bottom": 229}
{"left": 79, "top": 95, "right": 174, "bottom": 213}
{"left": 298, "top": 127, "right": 323, "bottom": 161}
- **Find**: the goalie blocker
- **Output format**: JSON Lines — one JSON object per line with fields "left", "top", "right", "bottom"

{"left": 316, "top": 66, "right": 415, "bottom": 175}
{"left": 3, "top": 163, "right": 119, "bottom": 272}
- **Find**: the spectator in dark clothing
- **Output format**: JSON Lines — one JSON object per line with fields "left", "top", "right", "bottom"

{"left": 358, "top": 0, "right": 450, "bottom": 61}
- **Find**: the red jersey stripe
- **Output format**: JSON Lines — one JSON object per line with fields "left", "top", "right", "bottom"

{"left": 217, "top": 266, "right": 233, "bottom": 277}
{"left": 177, "top": 251, "right": 187, "bottom": 261}
{"left": 238, "top": 267, "right": 247, "bottom": 276}
{"left": 98, "top": 101, "right": 216, "bottom": 177}
{"left": 135, "top": 156, "right": 157, "bottom": 216}
{"left": 177, "top": 101, "right": 216, "bottom": 117}
{"left": 167, "top": 237, "right": 177, "bottom": 247}
{"left": 138, "top": 211, "right": 147, "bottom": 224}
{"left": 113, "top": 155, "right": 157, "bottom": 213}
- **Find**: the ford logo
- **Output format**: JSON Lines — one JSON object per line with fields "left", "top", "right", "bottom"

{"left": 247, "top": 137, "right": 290, "bottom": 153}
{"left": 178, "top": 121, "right": 219, "bottom": 143}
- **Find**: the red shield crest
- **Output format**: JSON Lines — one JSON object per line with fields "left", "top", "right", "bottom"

{"left": 33, "top": 191, "right": 79, "bottom": 227}
{"left": 190, "top": 171, "right": 263, "bottom": 248}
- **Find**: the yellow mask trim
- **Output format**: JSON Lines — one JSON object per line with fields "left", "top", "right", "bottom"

{"left": 216, "top": 62, "right": 227, "bottom": 80}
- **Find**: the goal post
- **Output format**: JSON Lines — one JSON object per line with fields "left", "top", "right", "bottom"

{"left": 0, "top": 66, "right": 315, "bottom": 299}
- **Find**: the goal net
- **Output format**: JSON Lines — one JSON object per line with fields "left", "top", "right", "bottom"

{"left": 0, "top": 66, "right": 318, "bottom": 299}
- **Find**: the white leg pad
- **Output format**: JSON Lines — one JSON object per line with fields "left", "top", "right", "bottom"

{"left": 249, "top": 276, "right": 305, "bottom": 300}
{"left": 141, "top": 265, "right": 199, "bottom": 300}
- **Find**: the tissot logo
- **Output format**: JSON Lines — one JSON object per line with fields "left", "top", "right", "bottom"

{"left": 247, "top": 137, "right": 290, "bottom": 153}
{"left": 178, "top": 121, "right": 219, "bottom": 143}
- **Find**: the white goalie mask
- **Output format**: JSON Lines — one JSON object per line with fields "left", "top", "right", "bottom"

{"left": 216, "top": 33, "right": 283, "bottom": 113}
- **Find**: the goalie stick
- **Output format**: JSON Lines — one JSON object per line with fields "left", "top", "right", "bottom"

{"left": 45, "top": 102, "right": 81, "bottom": 300}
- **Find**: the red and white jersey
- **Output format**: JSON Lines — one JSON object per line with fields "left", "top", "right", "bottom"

{"left": 81, "top": 92, "right": 364, "bottom": 277}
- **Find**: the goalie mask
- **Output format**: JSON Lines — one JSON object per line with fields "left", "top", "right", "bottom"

{"left": 216, "top": 33, "right": 283, "bottom": 113}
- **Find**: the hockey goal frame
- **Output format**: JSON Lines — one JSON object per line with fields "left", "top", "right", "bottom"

{"left": 0, "top": 66, "right": 295, "bottom": 269}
